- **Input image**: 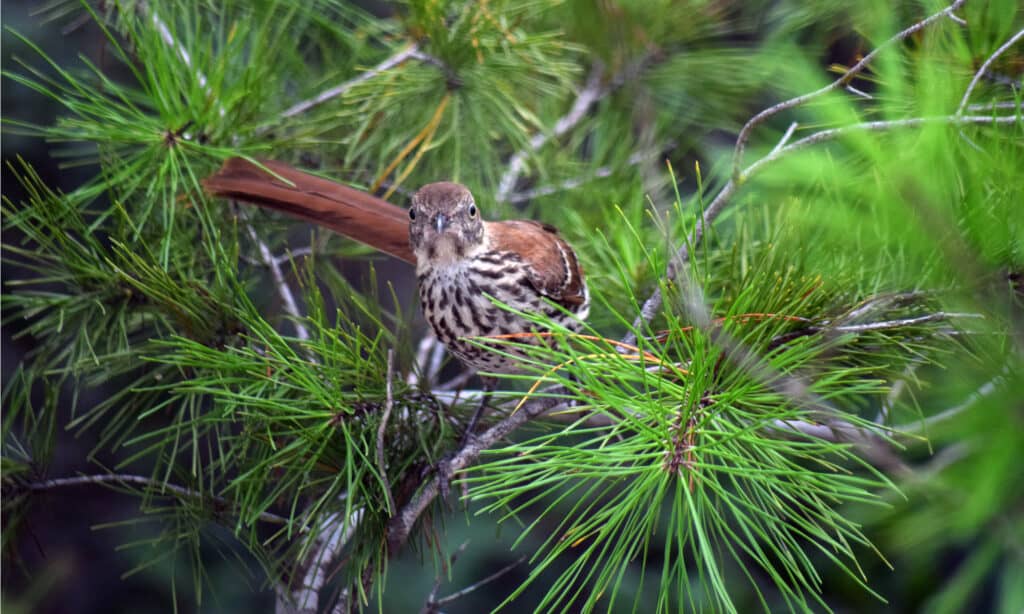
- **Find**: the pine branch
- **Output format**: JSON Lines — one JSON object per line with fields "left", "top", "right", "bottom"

{"left": 956, "top": 27, "right": 1024, "bottom": 115}
{"left": 623, "top": 0, "right": 1013, "bottom": 344}
{"left": 733, "top": 0, "right": 968, "bottom": 178}
{"left": 22, "top": 473, "right": 290, "bottom": 526}
{"left": 276, "top": 44, "right": 444, "bottom": 121}
{"left": 242, "top": 210, "right": 310, "bottom": 341}
{"left": 496, "top": 63, "right": 607, "bottom": 202}
{"left": 287, "top": 508, "right": 365, "bottom": 614}
{"left": 6, "top": 0, "right": 1022, "bottom": 611}
{"left": 386, "top": 393, "right": 564, "bottom": 552}
{"left": 495, "top": 52, "right": 659, "bottom": 203}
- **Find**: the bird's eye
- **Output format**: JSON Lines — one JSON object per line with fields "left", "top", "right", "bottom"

{"left": 468, "top": 204, "right": 477, "bottom": 218}
{"left": 408, "top": 207, "right": 417, "bottom": 220}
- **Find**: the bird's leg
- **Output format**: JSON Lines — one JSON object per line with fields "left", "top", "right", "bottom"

{"left": 437, "top": 375, "right": 496, "bottom": 502}
{"left": 460, "top": 375, "right": 496, "bottom": 446}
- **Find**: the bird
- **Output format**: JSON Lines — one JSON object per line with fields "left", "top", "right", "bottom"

{"left": 204, "top": 158, "right": 589, "bottom": 431}
{"left": 407, "top": 181, "right": 589, "bottom": 374}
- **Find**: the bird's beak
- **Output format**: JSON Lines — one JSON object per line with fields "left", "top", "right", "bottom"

{"left": 433, "top": 213, "right": 448, "bottom": 233}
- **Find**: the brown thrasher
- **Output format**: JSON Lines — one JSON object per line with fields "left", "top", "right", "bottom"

{"left": 204, "top": 158, "right": 589, "bottom": 375}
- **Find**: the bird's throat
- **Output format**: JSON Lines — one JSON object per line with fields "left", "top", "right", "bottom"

{"left": 416, "top": 233, "right": 486, "bottom": 269}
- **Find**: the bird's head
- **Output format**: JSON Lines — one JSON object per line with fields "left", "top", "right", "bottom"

{"left": 408, "top": 182, "right": 485, "bottom": 265}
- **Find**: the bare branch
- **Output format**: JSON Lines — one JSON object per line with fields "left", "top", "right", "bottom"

{"left": 280, "top": 45, "right": 425, "bottom": 119}
{"left": 421, "top": 541, "right": 470, "bottom": 613}
{"left": 24, "top": 473, "right": 289, "bottom": 525}
{"left": 957, "top": 28, "right": 1024, "bottom": 116}
{"left": 503, "top": 146, "right": 669, "bottom": 204}
{"left": 768, "top": 418, "right": 907, "bottom": 472}
{"left": 387, "top": 394, "right": 564, "bottom": 552}
{"left": 945, "top": 12, "right": 968, "bottom": 26}
{"left": 768, "top": 122, "right": 799, "bottom": 157}
{"left": 378, "top": 350, "right": 397, "bottom": 516}
{"left": 273, "top": 246, "right": 315, "bottom": 267}
{"left": 409, "top": 335, "right": 448, "bottom": 387}
{"left": 732, "top": 0, "right": 967, "bottom": 179}
{"left": 289, "top": 508, "right": 365, "bottom": 614}
{"left": 625, "top": 112, "right": 1018, "bottom": 344}
{"left": 242, "top": 212, "right": 310, "bottom": 341}
{"left": 496, "top": 64, "right": 607, "bottom": 202}
{"left": 845, "top": 84, "right": 874, "bottom": 100}
{"left": 745, "top": 114, "right": 1019, "bottom": 177}
{"left": 968, "top": 101, "right": 1024, "bottom": 112}
{"left": 825, "top": 311, "right": 983, "bottom": 333}
{"left": 895, "top": 371, "right": 1006, "bottom": 435}
{"left": 432, "top": 555, "right": 526, "bottom": 608}
{"left": 436, "top": 369, "right": 477, "bottom": 392}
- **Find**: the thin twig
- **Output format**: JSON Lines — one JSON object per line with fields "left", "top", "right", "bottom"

{"left": 624, "top": 112, "right": 1018, "bottom": 344}
{"left": 436, "top": 370, "right": 476, "bottom": 392}
{"left": 291, "top": 507, "right": 365, "bottom": 614}
{"left": 767, "top": 122, "right": 799, "bottom": 157}
{"left": 273, "top": 246, "right": 315, "bottom": 267}
{"left": 749, "top": 114, "right": 1020, "bottom": 175}
{"left": 242, "top": 212, "right": 310, "bottom": 341}
{"left": 496, "top": 64, "right": 607, "bottom": 202}
{"left": 25, "top": 473, "right": 289, "bottom": 525}
{"left": 845, "top": 84, "right": 874, "bottom": 100}
{"left": 433, "top": 555, "right": 527, "bottom": 607}
{"left": 503, "top": 146, "right": 669, "bottom": 204}
{"left": 280, "top": 45, "right": 424, "bottom": 119}
{"left": 945, "top": 12, "right": 968, "bottom": 26}
{"left": 421, "top": 541, "right": 470, "bottom": 614}
{"left": 877, "top": 370, "right": 912, "bottom": 425}
{"left": 378, "top": 350, "right": 397, "bottom": 515}
{"left": 966, "top": 101, "right": 1015, "bottom": 112}
{"left": 732, "top": 0, "right": 967, "bottom": 179}
{"left": 387, "top": 394, "right": 563, "bottom": 552}
{"left": 823, "top": 311, "right": 983, "bottom": 334}
{"left": 894, "top": 372, "right": 1006, "bottom": 434}
{"left": 956, "top": 27, "right": 1024, "bottom": 116}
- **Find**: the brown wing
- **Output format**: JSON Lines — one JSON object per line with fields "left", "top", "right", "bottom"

{"left": 203, "top": 158, "right": 415, "bottom": 264}
{"left": 487, "top": 220, "right": 587, "bottom": 306}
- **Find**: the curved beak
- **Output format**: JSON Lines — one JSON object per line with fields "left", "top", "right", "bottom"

{"left": 433, "top": 213, "right": 448, "bottom": 233}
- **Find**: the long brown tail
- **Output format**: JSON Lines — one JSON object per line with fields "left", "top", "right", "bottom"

{"left": 203, "top": 158, "right": 416, "bottom": 264}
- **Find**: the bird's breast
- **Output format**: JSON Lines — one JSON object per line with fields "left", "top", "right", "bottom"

{"left": 417, "top": 252, "right": 584, "bottom": 373}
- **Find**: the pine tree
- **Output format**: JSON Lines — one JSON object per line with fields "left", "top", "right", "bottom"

{"left": 3, "top": 1, "right": 1022, "bottom": 612}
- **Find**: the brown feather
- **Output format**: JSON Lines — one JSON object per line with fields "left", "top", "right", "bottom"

{"left": 203, "top": 158, "right": 416, "bottom": 264}
{"left": 486, "top": 220, "right": 586, "bottom": 306}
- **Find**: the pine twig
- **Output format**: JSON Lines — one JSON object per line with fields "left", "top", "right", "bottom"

{"left": 894, "top": 371, "right": 1007, "bottom": 435}
{"left": 496, "top": 63, "right": 607, "bottom": 203}
{"left": 386, "top": 394, "right": 563, "bottom": 552}
{"left": 956, "top": 27, "right": 1024, "bottom": 116}
{"left": 279, "top": 44, "right": 434, "bottom": 120}
{"left": 378, "top": 350, "right": 397, "bottom": 516}
{"left": 618, "top": 0, "right": 1003, "bottom": 343}
{"left": 242, "top": 212, "right": 310, "bottom": 341}
{"left": 289, "top": 508, "right": 365, "bottom": 614}
{"left": 24, "top": 473, "right": 289, "bottom": 525}
{"left": 424, "top": 553, "right": 526, "bottom": 612}
{"left": 732, "top": 0, "right": 968, "bottom": 179}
